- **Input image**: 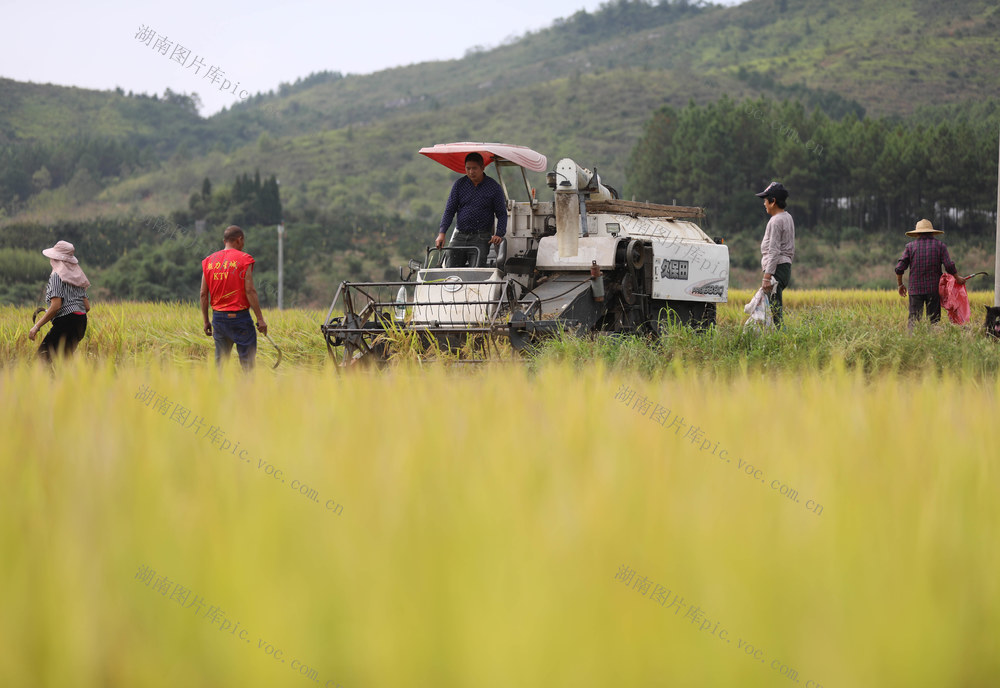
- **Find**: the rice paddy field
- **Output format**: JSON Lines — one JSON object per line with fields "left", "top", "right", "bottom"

{"left": 2, "top": 290, "right": 999, "bottom": 687}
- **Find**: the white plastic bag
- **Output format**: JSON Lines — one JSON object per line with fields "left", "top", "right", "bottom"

{"left": 743, "top": 286, "right": 773, "bottom": 329}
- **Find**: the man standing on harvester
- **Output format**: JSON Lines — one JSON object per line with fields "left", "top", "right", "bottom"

{"left": 434, "top": 152, "right": 507, "bottom": 267}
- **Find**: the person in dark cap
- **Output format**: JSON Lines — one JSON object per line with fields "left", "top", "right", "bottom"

{"left": 895, "top": 218, "right": 965, "bottom": 329}
{"left": 433, "top": 152, "right": 507, "bottom": 267}
{"left": 755, "top": 181, "right": 795, "bottom": 328}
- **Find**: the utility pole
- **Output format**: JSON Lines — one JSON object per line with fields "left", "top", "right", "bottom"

{"left": 277, "top": 221, "right": 284, "bottom": 310}
{"left": 995, "top": 125, "right": 999, "bottom": 307}
{"left": 276, "top": 178, "right": 284, "bottom": 311}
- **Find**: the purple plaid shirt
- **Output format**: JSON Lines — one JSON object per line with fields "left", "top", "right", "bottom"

{"left": 439, "top": 175, "right": 508, "bottom": 237}
{"left": 895, "top": 237, "right": 956, "bottom": 295}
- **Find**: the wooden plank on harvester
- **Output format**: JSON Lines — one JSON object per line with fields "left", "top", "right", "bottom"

{"left": 585, "top": 199, "right": 706, "bottom": 219}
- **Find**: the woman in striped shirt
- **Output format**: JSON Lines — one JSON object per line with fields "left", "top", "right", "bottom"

{"left": 28, "top": 240, "right": 91, "bottom": 361}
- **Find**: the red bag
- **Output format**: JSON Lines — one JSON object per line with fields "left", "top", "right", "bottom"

{"left": 939, "top": 274, "right": 970, "bottom": 325}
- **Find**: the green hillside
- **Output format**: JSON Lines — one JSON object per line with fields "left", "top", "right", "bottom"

{"left": 7, "top": 0, "right": 1000, "bottom": 218}
{"left": 215, "top": 0, "right": 1000, "bottom": 136}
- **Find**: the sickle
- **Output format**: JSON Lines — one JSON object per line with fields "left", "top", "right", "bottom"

{"left": 263, "top": 332, "right": 282, "bottom": 369}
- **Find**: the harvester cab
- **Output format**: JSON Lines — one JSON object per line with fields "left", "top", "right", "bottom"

{"left": 321, "top": 142, "right": 729, "bottom": 364}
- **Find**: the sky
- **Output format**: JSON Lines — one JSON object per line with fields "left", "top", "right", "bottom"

{"left": 0, "top": 0, "right": 746, "bottom": 116}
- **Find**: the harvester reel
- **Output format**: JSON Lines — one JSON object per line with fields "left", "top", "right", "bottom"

{"left": 325, "top": 317, "right": 346, "bottom": 347}
{"left": 340, "top": 312, "right": 390, "bottom": 365}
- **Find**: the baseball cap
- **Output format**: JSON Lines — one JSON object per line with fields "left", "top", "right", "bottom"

{"left": 755, "top": 181, "right": 788, "bottom": 200}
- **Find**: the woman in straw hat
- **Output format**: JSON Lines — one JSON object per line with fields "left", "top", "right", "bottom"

{"left": 28, "top": 240, "right": 91, "bottom": 360}
{"left": 894, "top": 219, "right": 964, "bottom": 328}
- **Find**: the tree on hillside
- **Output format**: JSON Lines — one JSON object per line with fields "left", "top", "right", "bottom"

{"left": 32, "top": 166, "right": 52, "bottom": 192}
{"left": 186, "top": 170, "right": 282, "bottom": 228}
{"left": 628, "top": 96, "right": 999, "bottom": 235}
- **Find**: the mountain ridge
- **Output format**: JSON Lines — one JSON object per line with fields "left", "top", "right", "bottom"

{"left": 2, "top": 0, "right": 998, "bottom": 234}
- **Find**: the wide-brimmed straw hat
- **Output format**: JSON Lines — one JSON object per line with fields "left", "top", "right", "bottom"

{"left": 906, "top": 219, "right": 943, "bottom": 237}
{"left": 41, "top": 240, "right": 79, "bottom": 263}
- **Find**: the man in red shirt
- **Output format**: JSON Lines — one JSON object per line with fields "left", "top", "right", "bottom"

{"left": 200, "top": 225, "right": 267, "bottom": 370}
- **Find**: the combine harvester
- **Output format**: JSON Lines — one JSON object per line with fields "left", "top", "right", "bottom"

{"left": 321, "top": 142, "right": 729, "bottom": 364}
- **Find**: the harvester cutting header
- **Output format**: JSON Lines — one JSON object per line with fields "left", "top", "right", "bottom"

{"left": 321, "top": 142, "right": 729, "bottom": 363}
